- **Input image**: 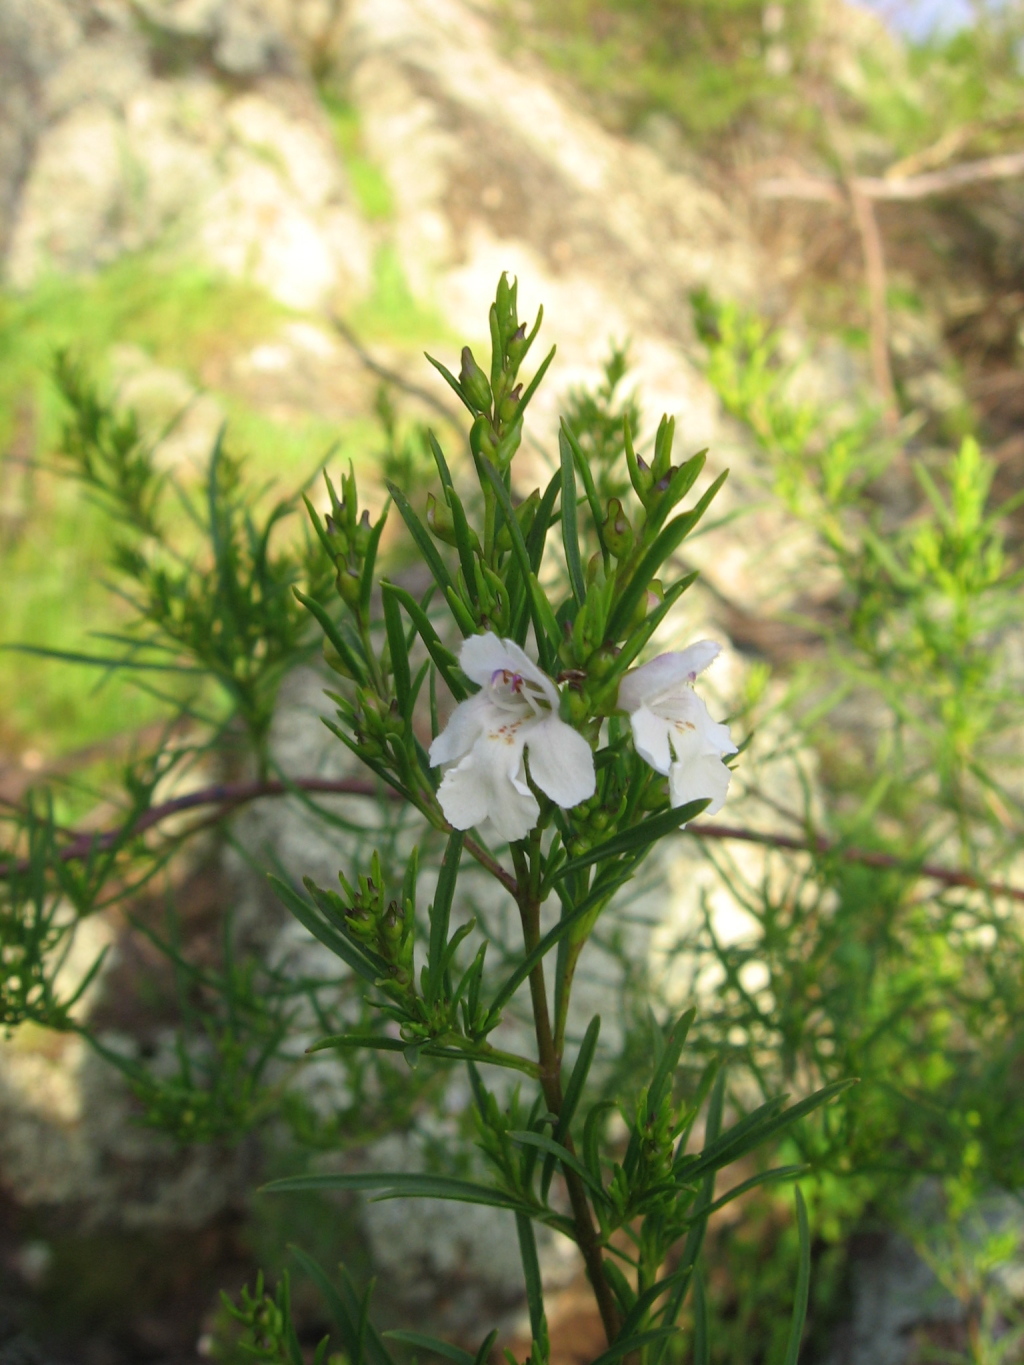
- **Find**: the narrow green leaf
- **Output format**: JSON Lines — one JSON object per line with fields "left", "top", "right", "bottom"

{"left": 693, "top": 1268, "right": 709, "bottom": 1365}
{"left": 446, "top": 483, "right": 482, "bottom": 611}
{"left": 511, "top": 344, "right": 556, "bottom": 425}
{"left": 508, "top": 1131, "right": 609, "bottom": 1204}
{"left": 426, "top": 429, "right": 454, "bottom": 489}
{"left": 606, "top": 470, "right": 728, "bottom": 640}
{"left": 0, "top": 643, "right": 200, "bottom": 673}
{"left": 609, "top": 575, "right": 695, "bottom": 678}
{"left": 426, "top": 832, "right": 464, "bottom": 1006}
{"left": 289, "top": 1248, "right": 395, "bottom": 1365}
{"left": 782, "top": 1188, "right": 811, "bottom": 1365}
{"left": 472, "top": 1330, "right": 499, "bottom": 1365}
{"left": 676, "top": 1080, "right": 856, "bottom": 1185}
{"left": 603, "top": 1259, "right": 638, "bottom": 1316}
{"left": 589, "top": 1328, "right": 680, "bottom": 1365}
{"left": 541, "top": 1015, "right": 601, "bottom": 1201}
{"left": 648, "top": 451, "right": 707, "bottom": 537}
{"left": 444, "top": 583, "right": 480, "bottom": 637}
{"left": 527, "top": 470, "right": 562, "bottom": 573}
{"left": 381, "top": 589, "right": 411, "bottom": 713}
{"left": 515, "top": 1213, "right": 546, "bottom": 1345}
{"left": 359, "top": 505, "right": 391, "bottom": 618}
{"left": 264, "top": 1171, "right": 534, "bottom": 1214}
{"left": 699, "top": 1165, "right": 807, "bottom": 1220}
{"left": 559, "top": 427, "right": 586, "bottom": 605}
{"left": 425, "top": 353, "right": 471, "bottom": 412}
{"left": 294, "top": 590, "right": 367, "bottom": 684}
{"left": 560, "top": 419, "right": 608, "bottom": 558}
{"left": 557, "top": 801, "right": 709, "bottom": 877}
{"left": 384, "top": 1332, "right": 473, "bottom": 1365}
{"left": 387, "top": 480, "right": 457, "bottom": 600}
{"left": 645, "top": 1008, "right": 696, "bottom": 1128}
{"left": 380, "top": 582, "right": 467, "bottom": 700}
{"left": 479, "top": 460, "right": 556, "bottom": 670}
{"left": 648, "top": 1074, "right": 724, "bottom": 1364}
{"left": 268, "top": 875, "right": 379, "bottom": 983}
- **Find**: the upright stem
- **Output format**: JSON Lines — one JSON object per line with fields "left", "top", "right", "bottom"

{"left": 512, "top": 848, "right": 621, "bottom": 1346}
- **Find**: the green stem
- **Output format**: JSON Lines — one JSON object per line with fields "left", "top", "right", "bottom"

{"left": 512, "top": 848, "right": 621, "bottom": 1346}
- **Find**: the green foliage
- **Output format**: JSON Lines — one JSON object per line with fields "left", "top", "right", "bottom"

{"left": 220, "top": 1272, "right": 327, "bottom": 1365}
{"left": 512, "top": 0, "right": 811, "bottom": 138}
{"left": 680, "top": 288, "right": 1024, "bottom": 1360}
{"left": 856, "top": 4, "right": 1024, "bottom": 160}
{"left": 5, "top": 272, "right": 1024, "bottom": 1365}
{"left": 319, "top": 90, "right": 395, "bottom": 221}
{"left": 694, "top": 290, "right": 1024, "bottom": 845}
{"left": 47, "top": 355, "right": 335, "bottom": 764}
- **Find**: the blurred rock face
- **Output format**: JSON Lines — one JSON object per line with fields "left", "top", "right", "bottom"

{"left": 0, "top": 0, "right": 866, "bottom": 1348}
{"left": 0, "top": 0, "right": 372, "bottom": 308}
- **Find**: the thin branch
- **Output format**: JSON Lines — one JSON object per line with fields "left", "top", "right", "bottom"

{"left": 330, "top": 314, "right": 465, "bottom": 427}
{"left": 848, "top": 182, "right": 898, "bottom": 427}
{"left": 691, "top": 820, "right": 1024, "bottom": 902}
{"left": 2, "top": 779, "right": 1020, "bottom": 903}
{"left": 756, "top": 149, "right": 1024, "bottom": 205}
{"left": 860, "top": 150, "right": 1024, "bottom": 201}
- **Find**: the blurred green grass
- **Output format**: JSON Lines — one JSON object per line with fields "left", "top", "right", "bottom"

{"left": 0, "top": 246, "right": 452, "bottom": 762}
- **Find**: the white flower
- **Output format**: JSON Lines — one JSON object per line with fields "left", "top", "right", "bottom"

{"left": 429, "top": 633, "right": 596, "bottom": 842}
{"left": 618, "top": 641, "right": 737, "bottom": 816}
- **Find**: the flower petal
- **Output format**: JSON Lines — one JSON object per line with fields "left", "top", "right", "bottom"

{"left": 655, "top": 688, "right": 737, "bottom": 758}
{"left": 617, "top": 641, "right": 721, "bottom": 712}
{"left": 460, "top": 632, "right": 559, "bottom": 708}
{"left": 668, "top": 752, "right": 733, "bottom": 816}
{"left": 436, "top": 715, "right": 540, "bottom": 841}
{"left": 429, "top": 692, "right": 494, "bottom": 767}
{"left": 629, "top": 703, "right": 673, "bottom": 775}
{"left": 523, "top": 716, "right": 596, "bottom": 810}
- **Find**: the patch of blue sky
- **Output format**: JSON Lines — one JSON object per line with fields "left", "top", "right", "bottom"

{"left": 849, "top": 0, "right": 976, "bottom": 39}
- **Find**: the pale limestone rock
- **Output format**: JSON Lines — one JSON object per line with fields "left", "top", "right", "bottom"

{"left": 2, "top": 2, "right": 372, "bottom": 309}
{"left": 339, "top": 0, "right": 829, "bottom": 614}
{"left": 108, "top": 344, "right": 226, "bottom": 473}
{"left": 5, "top": 102, "right": 128, "bottom": 284}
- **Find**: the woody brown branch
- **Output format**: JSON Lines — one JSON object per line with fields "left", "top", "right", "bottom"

{"left": 2, "top": 776, "right": 1021, "bottom": 903}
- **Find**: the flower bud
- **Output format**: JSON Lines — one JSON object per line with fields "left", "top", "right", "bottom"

{"left": 561, "top": 688, "right": 589, "bottom": 726}
{"left": 470, "top": 415, "right": 498, "bottom": 464}
{"left": 505, "top": 321, "right": 528, "bottom": 366}
{"left": 353, "top": 508, "right": 373, "bottom": 556}
{"left": 324, "top": 513, "right": 350, "bottom": 562}
{"left": 323, "top": 640, "right": 356, "bottom": 679}
{"left": 426, "top": 493, "right": 458, "bottom": 546}
{"left": 459, "top": 347, "right": 493, "bottom": 413}
{"left": 495, "top": 419, "right": 523, "bottom": 467}
{"left": 602, "top": 498, "right": 633, "bottom": 557}
{"left": 336, "top": 566, "right": 361, "bottom": 608}
{"left": 497, "top": 383, "right": 523, "bottom": 424}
